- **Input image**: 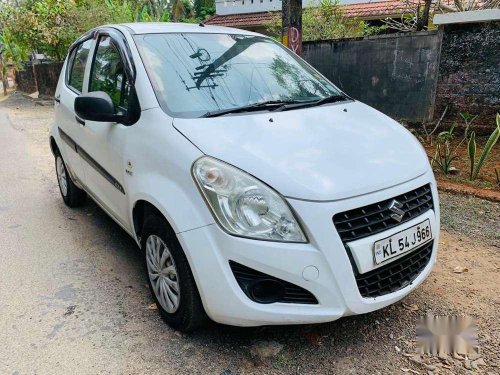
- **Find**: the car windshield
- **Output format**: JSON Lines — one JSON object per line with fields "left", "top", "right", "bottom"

{"left": 133, "top": 33, "right": 342, "bottom": 118}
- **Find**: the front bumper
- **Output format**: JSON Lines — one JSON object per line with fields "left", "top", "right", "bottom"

{"left": 177, "top": 171, "right": 440, "bottom": 326}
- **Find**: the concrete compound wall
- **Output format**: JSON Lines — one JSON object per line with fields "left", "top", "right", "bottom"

{"left": 302, "top": 31, "right": 443, "bottom": 123}
{"left": 16, "top": 64, "right": 37, "bottom": 94}
{"left": 34, "top": 62, "right": 64, "bottom": 97}
{"left": 15, "top": 62, "right": 63, "bottom": 97}
{"left": 435, "top": 21, "right": 499, "bottom": 132}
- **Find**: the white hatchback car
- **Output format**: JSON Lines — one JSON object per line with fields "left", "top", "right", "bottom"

{"left": 50, "top": 23, "right": 439, "bottom": 331}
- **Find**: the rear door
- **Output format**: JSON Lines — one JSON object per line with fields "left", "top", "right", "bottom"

{"left": 55, "top": 38, "right": 94, "bottom": 183}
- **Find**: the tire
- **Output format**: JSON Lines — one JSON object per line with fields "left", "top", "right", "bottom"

{"left": 142, "top": 214, "right": 207, "bottom": 332}
{"left": 55, "top": 152, "right": 86, "bottom": 207}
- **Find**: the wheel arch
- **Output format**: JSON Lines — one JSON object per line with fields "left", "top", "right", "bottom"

{"left": 50, "top": 136, "right": 60, "bottom": 156}
{"left": 132, "top": 199, "right": 177, "bottom": 243}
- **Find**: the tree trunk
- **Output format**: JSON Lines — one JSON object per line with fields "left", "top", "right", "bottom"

{"left": 0, "top": 62, "right": 7, "bottom": 96}
{"left": 31, "top": 58, "right": 38, "bottom": 93}
{"left": 416, "top": 0, "right": 432, "bottom": 31}
{"left": 1, "top": 76, "right": 8, "bottom": 96}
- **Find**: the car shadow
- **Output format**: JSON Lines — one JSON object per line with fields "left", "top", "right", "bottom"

{"left": 73, "top": 197, "right": 415, "bottom": 368}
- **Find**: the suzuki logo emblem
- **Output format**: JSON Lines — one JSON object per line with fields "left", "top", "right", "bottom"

{"left": 389, "top": 199, "right": 405, "bottom": 222}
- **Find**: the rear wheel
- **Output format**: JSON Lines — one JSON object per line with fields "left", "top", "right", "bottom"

{"left": 55, "top": 153, "right": 86, "bottom": 207}
{"left": 142, "top": 214, "right": 207, "bottom": 332}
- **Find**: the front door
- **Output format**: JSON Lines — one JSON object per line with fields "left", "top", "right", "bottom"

{"left": 77, "top": 34, "right": 133, "bottom": 232}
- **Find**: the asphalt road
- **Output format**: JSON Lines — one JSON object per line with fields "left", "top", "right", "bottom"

{"left": 0, "top": 94, "right": 498, "bottom": 375}
{"left": 0, "top": 96, "right": 215, "bottom": 374}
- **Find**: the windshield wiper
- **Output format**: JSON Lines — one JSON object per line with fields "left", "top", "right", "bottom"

{"left": 274, "top": 94, "right": 349, "bottom": 112}
{"left": 201, "top": 100, "right": 306, "bottom": 118}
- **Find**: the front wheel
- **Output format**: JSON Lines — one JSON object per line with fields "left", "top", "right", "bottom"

{"left": 55, "top": 153, "right": 86, "bottom": 207}
{"left": 142, "top": 214, "right": 207, "bottom": 332}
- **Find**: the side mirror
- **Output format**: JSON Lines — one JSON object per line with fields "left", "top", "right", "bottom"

{"left": 74, "top": 91, "right": 126, "bottom": 123}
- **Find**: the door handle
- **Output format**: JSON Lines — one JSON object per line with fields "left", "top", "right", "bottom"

{"left": 54, "top": 95, "right": 60, "bottom": 103}
{"left": 75, "top": 116, "right": 85, "bottom": 126}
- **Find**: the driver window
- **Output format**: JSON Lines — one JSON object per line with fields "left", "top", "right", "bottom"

{"left": 89, "top": 36, "right": 130, "bottom": 111}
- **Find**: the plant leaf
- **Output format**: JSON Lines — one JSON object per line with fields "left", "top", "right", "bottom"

{"left": 459, "top": 112, "right": 468, "bottom": 122}
{"left": 450, "top": 122, "right": 456, "bottom": 136}
{"left": 471, "top": 118, "right": 500, "bottom": 180}
{"left": 468, "top": 131, "right": 476, "bottom": 180}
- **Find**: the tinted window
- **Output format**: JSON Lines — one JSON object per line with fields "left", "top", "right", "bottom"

{"left": 134, "top": 33, "right": 341, "bottom": 118}
{"left": 89, "top": 36, "right": 130, "bottom": 110}
{"left": 68, "top": 39, "right": 92, "bottom": 92}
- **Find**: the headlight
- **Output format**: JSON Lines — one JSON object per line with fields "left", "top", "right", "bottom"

{"left": 192, "top": 157, "right": 307, "bottom": 243}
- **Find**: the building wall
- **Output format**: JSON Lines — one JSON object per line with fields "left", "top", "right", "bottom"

{"left": 435, "top": 21, "right": 499, "bottom": 132}
{"left": 303, "top": 31, "right": 442, "bottom": 123}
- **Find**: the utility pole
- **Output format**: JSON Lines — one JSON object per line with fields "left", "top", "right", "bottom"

{"left": 282, "top": 0, "right": 303, "bottom": 56}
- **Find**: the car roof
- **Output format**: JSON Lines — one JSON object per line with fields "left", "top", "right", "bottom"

{"left": 117, "top": 22, "right": 261, "bottom": 36}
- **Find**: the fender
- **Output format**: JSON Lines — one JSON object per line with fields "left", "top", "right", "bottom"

{"left": 129, "top": 181, "right": 215, "bottom": 239}
{"left": 124, "top": 108, "right": 215, "bottom": 239}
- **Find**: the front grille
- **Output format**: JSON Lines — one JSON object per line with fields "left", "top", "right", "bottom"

{"left": 229, "top": 261, "right": 318, "bottom": 304}
{"left": 333, "top": 184, "right": 434, "bottom": 244}
{"left": 356, "top": 241, "right": 433, "bottom": 298}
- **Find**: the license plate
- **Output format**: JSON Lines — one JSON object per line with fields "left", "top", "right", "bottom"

{"left": 373, "top": 219, "right": 433, "bottom": 265}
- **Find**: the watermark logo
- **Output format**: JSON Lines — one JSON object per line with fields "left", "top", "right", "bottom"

{"left": 417, "top": 314, "right": 479, "bottom": 356}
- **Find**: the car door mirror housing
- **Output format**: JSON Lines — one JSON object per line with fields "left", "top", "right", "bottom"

{"left": 75, "top": 91, "right": 127, "bottom": 123}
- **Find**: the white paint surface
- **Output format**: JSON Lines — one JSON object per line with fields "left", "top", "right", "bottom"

{"left": 433, "top": 9, "right": 500, "bottom": 25}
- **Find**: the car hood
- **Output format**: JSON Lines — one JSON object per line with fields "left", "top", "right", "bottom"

{"left": 173, "top": 101, "right": 429, "bottom": 201}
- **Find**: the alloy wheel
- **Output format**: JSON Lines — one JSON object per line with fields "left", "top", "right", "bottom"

{"left": 56, "top": 156, "right": 68, "bottom": 197}
{"left": 146, "top": 234, "right": 180, "bottom": 313}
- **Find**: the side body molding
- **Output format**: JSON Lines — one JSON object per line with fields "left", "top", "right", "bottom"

{"left": 58, "top": 127, "right": 126, "bottom": 195}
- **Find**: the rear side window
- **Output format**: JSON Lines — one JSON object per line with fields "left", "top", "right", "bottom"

{"left": 67, "top": 39, "right": 93, "bottom": 93}
{"left": 89, "top": 36, "right": 130, "bottom": 110}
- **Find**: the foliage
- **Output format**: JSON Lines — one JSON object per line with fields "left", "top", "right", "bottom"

{"left": 458, "top": 111, "right": 476, "bottom": 138}
{"left": 0, "top": 0, "right": 134, "bottom": 60}
{"left": 468, "top": 131, "right": 476, "bottom": 180}
{"left": 0, "top": 27, "right": 28, "bottom": 72}
{"left": 0, "top": 26, "right": 29, "bottom": 95}
{"left": 132, "top": 0, "right": 170, "bottom": 21}
{"left": 129, "top": 0, "right": 200, "bottom": 22}
{"left": 431, "top": 123, "right": 458, "bottom": 174}
{"left": 194, "top": 0, "right": 215, "bottom": 21}
{"left": 264, "top": 0, "right": 383, "bottom": 42}
{"left": 0, "top": 0, "right": 212, "bottom": 62}
{"left": 103, "top": 0, "right": 135, "bottom": 22}
{"left": 467, "top": 114, "right": 500, "bottom": 181}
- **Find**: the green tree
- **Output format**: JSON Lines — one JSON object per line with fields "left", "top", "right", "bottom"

{"left": 131, "top": 0, "right": 171, "bottom": 21}
{"left": 0, "top": 0, "right": 134, "bottom": 61}
{"left": 194, "top": 0, "right": 215, "bottom": 21}
{"left": 0, "top": 27, "right": 28, "bottom": 95}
